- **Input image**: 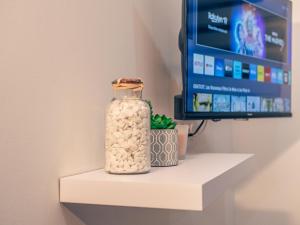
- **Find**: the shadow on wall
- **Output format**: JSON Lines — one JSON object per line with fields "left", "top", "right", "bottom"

{"left": 63, "top": 194, "right": 289, "bottom": 225}
{"left": 234, "top": 207, "right": 291, "bottom": 225}
{"left": 64, "top": 204, "right": 173, "bottom": 225}
{"left": 169, "top": 205, "right": 290, "bottom": 225}
{"left": 132, "top": 0, "right": 181, "bottom": 116}
{"left": 63, "top": 193, "right": 231, "bottom": 225}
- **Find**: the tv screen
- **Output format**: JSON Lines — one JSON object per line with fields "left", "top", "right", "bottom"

{"left": 175, "top": 0, "right": 292, "bottom": 120}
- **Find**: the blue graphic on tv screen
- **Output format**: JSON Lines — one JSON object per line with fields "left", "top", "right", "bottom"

{"left": 249, "top": 64, "right": 257, "bottom": 81}
{"left": 233, "top": 61, "right": 242, "bottom": 79}
{"left": 215, "top": 58, "right": 225, "bottom": 77}
{"left": 224, "top": 59, "right": 233, "bottom": 77}
{"left": 231, "top": 4, "right": 266, "bottom": 59}
{"left": 277, "top": 69, "right": 284, "bottom": 84}
{"left": 271, "top": 68, "right": 278, "bottom": 83}
{"left": 247, "top": 96, "right": 261, "bottom": 112}
{"left": 274, "top": 98, "right": 284, "bottom": 112}
{"left": 285, "top": 98, "right": 291, "bottom": 112}
{"left": 213, "top": 94, "right": 231, "bottom": 112}
{"left": 231, "top": 96, "right": 246, "bottom": 112}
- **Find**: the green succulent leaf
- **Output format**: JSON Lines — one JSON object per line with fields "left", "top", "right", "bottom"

{"left": 150, "top": 114, "right": 176, "bottom": 130}
{"left": 146, "top": 100, "right": 176, "bottom": 130}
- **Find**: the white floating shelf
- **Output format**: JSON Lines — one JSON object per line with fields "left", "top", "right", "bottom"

{"left": 60, "top": 153, "right": 253, "bottom": 211}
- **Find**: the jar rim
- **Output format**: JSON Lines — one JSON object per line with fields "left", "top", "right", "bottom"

{"left": 112, "top": 78, "right": 143, "bottom": 85}
{"left": 112, "top": 78, "right": 144, "bottom": 91}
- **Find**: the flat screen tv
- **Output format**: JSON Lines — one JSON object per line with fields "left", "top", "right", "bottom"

{"left": 175, "top": 0, "right": 293, "bottom": 120}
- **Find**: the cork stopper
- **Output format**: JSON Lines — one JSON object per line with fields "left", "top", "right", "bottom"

{"left": 112, "top": 78, "right": 144, "bottom": 91}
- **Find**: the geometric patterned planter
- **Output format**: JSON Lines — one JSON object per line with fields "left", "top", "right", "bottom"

{"left": 150, "top": 129, "right": 179, "bottom": 167}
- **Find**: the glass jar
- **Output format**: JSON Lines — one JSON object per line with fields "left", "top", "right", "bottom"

{"left": 105, "top": 78, "right": 151, "bottom": 174}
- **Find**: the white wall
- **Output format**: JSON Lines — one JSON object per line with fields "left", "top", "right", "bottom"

{"left": 0, "top": 0, "right": 173, "bottom": 224}
{"left": 0, "top": 0, "right": 299, "bottom": 225}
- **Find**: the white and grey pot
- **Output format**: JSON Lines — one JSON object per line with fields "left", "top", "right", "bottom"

{"left": 150, "top": 129, "right": 179, "bottom": 167}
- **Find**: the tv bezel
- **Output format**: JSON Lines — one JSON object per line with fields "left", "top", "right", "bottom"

{"left": 178, "top": 0, "right": 293, "bottom": 120}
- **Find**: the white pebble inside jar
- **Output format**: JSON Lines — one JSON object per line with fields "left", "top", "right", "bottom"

{"left": 105, "top": 98, "right": 151, "bottom": 174}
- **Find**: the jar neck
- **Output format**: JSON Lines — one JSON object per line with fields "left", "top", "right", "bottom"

{"left": 114, "top": 89, "right": 143, "bottom": 100}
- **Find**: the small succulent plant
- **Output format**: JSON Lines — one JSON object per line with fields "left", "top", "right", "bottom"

{"left": 146, "top": 100, "right": 177, "bottom": 130}
{"left": 151, "top": 114, "right": 177, "bottom": 129}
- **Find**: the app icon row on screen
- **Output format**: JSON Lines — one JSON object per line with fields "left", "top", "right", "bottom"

{"left": 193, "top": 54, "right": 291, "bottom": 85}
{"left": 193, "top": 93, "right": 291, "bottom": 113}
